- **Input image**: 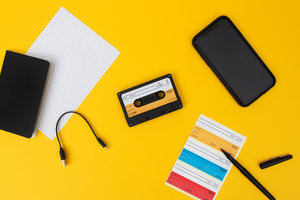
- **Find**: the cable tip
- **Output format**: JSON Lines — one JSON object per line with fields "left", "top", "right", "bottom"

{"left": 59, "top": 148, "right": 66, "bottom": 167}
{"left": 105, "top": 147, "right": 108, "bottom": 149}
{"left": 61, "top": 159, "right": 66, "bottom": 167}
{"left": 97, "top": 137, "right": 107, "bottom": 149}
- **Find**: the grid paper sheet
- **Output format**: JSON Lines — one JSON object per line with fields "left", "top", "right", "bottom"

{"left": 26, "top": 7, "right": 120, "bottom": 139}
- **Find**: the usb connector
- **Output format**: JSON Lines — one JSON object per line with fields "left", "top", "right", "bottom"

{"left": 97, "top": 137, "right": 108, "bottom": 149}
{"left": 59, "top": 148, "right": 66, "bottom": 167}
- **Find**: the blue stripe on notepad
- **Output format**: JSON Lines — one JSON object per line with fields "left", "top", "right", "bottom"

{"left": 179, "top": 148, "right": 227, "bottom": 181}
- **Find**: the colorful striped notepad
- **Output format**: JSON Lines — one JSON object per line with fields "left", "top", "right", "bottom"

{"left": 166, "top": 114, "right": 246, "bottom": 200}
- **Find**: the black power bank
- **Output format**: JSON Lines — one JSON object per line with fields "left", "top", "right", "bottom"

{"left": 0, "top": 51, "right": 50, "bottom": 138}
{"left": 193, "top": 16, "right": 276, "bottom": 106}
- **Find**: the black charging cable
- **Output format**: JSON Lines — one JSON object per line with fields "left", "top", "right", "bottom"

{"left": 56, "top": 111, "right": 107, "bottom": 167}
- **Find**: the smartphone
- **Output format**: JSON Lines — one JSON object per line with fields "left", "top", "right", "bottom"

{"left": 192, "top": 16, "right": 276, "bottom": 107}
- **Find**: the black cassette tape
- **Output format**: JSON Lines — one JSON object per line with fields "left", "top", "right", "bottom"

{"left": 118, "top": 74, "right": 183, "bottom": 127}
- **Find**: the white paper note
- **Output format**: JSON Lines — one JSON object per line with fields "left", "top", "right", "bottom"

{"left": 26, "top": 7, "right": 120, "bottom": 139}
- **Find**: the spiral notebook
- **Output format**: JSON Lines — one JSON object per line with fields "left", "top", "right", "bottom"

{"left": 26, "top": 7, "right": 120, "bottom": 139}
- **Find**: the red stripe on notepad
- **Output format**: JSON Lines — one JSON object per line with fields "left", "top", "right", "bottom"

{"left": 167, "top": 171, "right": 215, "bottom": 200}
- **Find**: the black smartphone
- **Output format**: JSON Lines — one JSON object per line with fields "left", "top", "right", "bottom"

{"left": 192, "top": 16, "right": 276, "bottom": 107}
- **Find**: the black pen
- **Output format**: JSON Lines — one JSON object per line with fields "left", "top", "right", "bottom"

{"left": 221, "top": 149, "right": 275, "bottom": 200}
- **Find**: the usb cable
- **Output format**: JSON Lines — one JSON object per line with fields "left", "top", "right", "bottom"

{"left": 56, "top": 111, "right": 107, "bottom": 167}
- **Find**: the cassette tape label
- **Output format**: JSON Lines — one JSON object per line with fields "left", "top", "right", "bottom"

{"left": 121, "top": 78, "right": 177, "bottom": 117}
{"left": 125, "top": 88, "right": 177, "bottom": 117}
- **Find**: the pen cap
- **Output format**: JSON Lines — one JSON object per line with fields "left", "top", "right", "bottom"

{"left": 259, "top": 154, "right": 292, "bottom": 169}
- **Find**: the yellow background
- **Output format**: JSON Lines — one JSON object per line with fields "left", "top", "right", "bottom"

{"left": 0, "top": 0, "right": 299, "bottom": 199}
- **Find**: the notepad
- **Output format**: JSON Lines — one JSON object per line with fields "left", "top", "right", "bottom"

{"left": 166, "top": 114, "right": 246, "bottom": 200}
{"left": 0, "top": 51, "right": 50, "bottom": 138}
{"left": 26, "top": 7, "right": 120, "bottom": 139}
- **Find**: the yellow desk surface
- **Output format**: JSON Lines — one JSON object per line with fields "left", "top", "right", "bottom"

{"left": 0, "top": 0, "right": 299, "bottom": 199}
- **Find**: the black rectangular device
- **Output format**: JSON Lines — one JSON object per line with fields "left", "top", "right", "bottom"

{"left": 0, "top": 51, "right": 50, "bottom": 138}
{"left": 118, "top": 74, "right": 182, "bottom": 127}
{"left": 192, "top": 16, "right": 275, "bottom": 106}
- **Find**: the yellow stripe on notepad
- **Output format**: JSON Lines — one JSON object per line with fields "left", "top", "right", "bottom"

{"left": 191, "top": 125, "right": 240, "bottom": 157}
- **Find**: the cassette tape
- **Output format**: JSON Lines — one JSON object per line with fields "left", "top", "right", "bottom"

{"left": 118, "top": 74, "right": 183, "bottom": 127}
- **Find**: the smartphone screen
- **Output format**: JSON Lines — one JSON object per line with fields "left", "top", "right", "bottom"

{"left": 193, "top": 16, "right": 275, "bottom": 106}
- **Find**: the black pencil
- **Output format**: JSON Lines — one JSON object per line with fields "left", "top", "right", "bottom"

{"left": 221, "top": 149, "right": 275, "bottom": 200}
